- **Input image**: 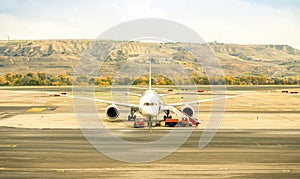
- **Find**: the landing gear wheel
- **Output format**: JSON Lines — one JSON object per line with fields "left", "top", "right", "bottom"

{"left": 128, "top": 115, "right": 137, "bottom": 121}
{"left": 128, "top": 108, "right": 137, "bottom": 121}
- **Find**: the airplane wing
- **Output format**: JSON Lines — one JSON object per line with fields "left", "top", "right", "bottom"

{"left": 159, "top": 91, "right": 206, "bottom": 97}
{"left": 122, "top": 92, "right": 142, "bottom": 97}
{"left": 72, "top": 96, "right": 139, "bottom": 108}
{"left": 166, "top": 95, "right": 242, "bottom": 107}
{"left": 159, "top": 92, "right": 179, "bottom": 97}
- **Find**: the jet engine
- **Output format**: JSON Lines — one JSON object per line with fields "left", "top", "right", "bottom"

{"left": 106, "top": 105, "right": 120, "bottom": 119}
{"left": 182, "top": 105, "right": 194, "bottom": 117}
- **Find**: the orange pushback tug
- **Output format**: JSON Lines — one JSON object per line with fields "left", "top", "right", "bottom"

{"left": 165, "top": 118, "right": 179, "bottom": 127}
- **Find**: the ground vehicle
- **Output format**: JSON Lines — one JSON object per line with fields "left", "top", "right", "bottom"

{"left": 164, "top": 116, "right": 200, "bottom": 127}
{"left": 134, "top": 118, "right": 145, "bottom": 128}
{"left": 164, "top": 118, "right": 178, "bottom": 127}
{"left": 179, "top": 117, "right": 190, "bottom": 127}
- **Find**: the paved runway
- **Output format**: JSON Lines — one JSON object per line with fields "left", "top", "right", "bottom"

{"left": 0, "top": 127, "right": 299, "bottom": 178}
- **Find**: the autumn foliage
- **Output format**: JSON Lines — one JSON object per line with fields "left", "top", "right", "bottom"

{"left": 0, "top": 72, "right": 299, "bottom": 86}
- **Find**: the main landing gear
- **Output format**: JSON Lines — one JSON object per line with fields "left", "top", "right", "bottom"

{"left": 127, "top": 108, "right": 137, "bottom": 121}
{"left": 163, "top": 110, "right": 172, "bottom": 120}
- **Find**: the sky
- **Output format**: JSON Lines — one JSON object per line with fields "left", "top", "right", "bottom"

{"left": 0, "top": 0, "right": 299, "bottom": 49}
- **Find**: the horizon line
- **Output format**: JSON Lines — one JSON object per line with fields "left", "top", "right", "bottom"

{"left": 0, "top": 38, "right": 298, "bottom": 49}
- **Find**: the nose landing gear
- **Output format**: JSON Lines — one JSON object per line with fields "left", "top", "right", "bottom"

{"left": 147, "top": 117, "right": 153, "bottom": 133}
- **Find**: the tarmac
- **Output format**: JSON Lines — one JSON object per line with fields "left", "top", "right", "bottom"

{"left": 0, "top": 87, "right": 299, "bottom": 178}
{"left": 0, "top": 127, "right": 299, "bottom": 178}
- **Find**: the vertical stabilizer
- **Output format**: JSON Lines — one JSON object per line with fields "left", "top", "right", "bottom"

{"left": 149, "top": 60, "right": 152, "bottom": 90}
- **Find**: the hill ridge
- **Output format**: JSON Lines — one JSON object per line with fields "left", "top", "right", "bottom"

{"left": 0, "top": 40, "right": 299, "bottom": 77}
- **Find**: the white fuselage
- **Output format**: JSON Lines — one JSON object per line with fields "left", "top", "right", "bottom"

{"left": 139, "top": 90, "right": 163, "bottom": 117}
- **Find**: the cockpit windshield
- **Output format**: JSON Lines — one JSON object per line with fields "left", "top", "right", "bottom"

{"left": 143, "top": 102, "right": 156, "bottom": 106}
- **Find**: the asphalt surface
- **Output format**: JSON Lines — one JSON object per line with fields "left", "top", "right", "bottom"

{"left": 0, "top": 127, "right": 299, "bottom": 178}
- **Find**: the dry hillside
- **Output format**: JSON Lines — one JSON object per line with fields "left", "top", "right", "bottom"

{"left": 0, "top": 40, "right": 299, "bottom": 77}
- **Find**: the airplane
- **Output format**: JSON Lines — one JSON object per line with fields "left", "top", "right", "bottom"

{"left": 74, "top": 61, "right": 240, "bottom": 132}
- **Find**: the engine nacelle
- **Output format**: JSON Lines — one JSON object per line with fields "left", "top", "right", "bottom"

{"left": 106, "top": 105, "right": 120, "bottom": 119}
{"left": 182, "top": 105, "right": 194, "bottom": 117}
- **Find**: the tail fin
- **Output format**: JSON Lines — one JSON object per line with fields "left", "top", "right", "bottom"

{"left": 149, "top": 60, "right": 152, "bottom": 90}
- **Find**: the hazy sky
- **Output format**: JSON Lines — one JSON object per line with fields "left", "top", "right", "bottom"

{"left": 0, "top": 0, "right": 299, "bottom": 49}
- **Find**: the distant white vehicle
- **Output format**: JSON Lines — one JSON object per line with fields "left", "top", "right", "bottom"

{"left": 74, "top": 62, "right": 239, "bottom": 132}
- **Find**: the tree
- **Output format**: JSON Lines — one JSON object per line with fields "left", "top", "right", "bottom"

{"left": 0, "top": 76, "right": 7, "bottom": 86}
{"left": 6, "top": 73, "right": 13, "bottom": 82}
{"left": 225, "top": 76, "right": 235, "bottom": 85}
{"left": 13, "top": 78, "right": 20, "bottom": 86}
{"left": 38, "top": 72, "right": 46, "bottom": 80}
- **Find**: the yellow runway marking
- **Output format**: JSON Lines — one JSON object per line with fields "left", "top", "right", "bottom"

{"left": 26, "top": 107, "right": 46, "bottom": 112}
{"left": 149, "top": 127, "right": 153, "bottom": 133}
{"left": 0, "top": 144, "right": 17, "bottom": 148}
